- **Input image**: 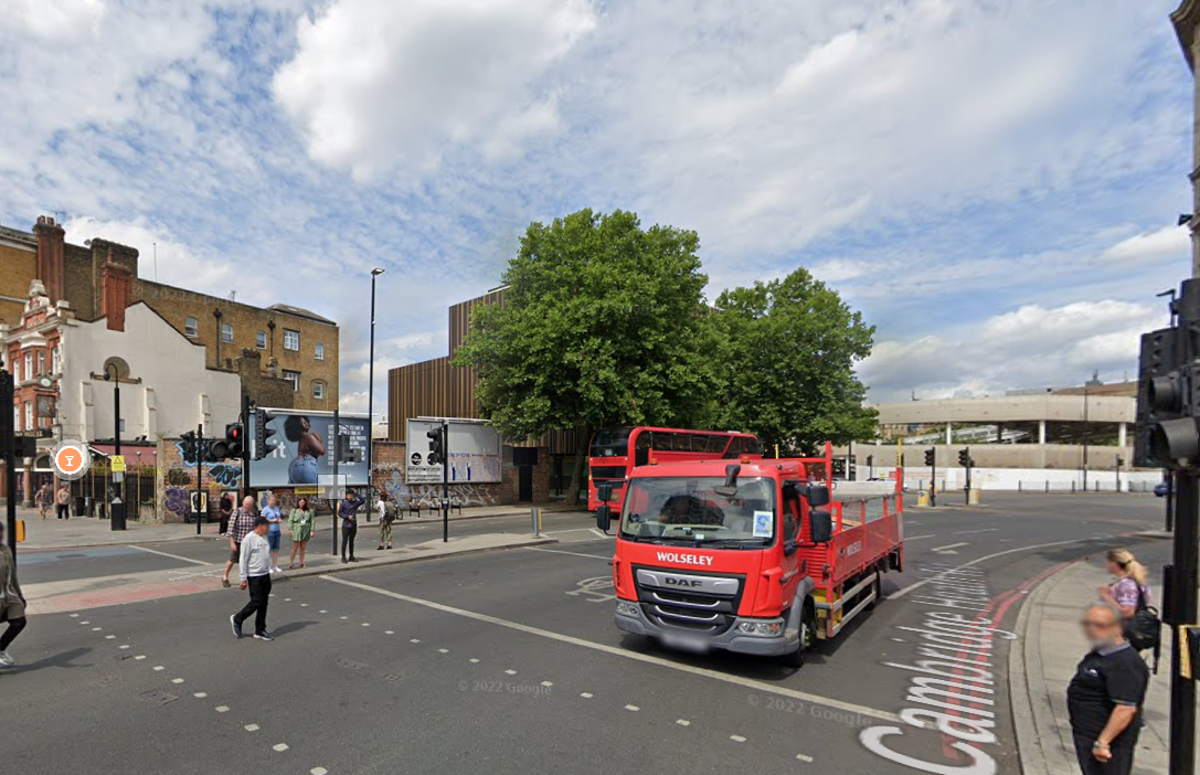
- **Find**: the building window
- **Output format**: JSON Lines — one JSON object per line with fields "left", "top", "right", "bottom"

{"left": 23, "top": 402, "right": 32, "bottom": 431}
{"left": 37, "top": 351, "right": 45, "bottom": 376}
{"left": 221, "top": 323, "right": 234, "bottom": 343}
{"left": 51, "top": 345, "right": 61, "bottom": 375}
{"left": 185, "top": 317, "right": 199, "bottom": 337}
{"left": 283, "top": 370, "right": 301, "bottom": 392}
{"left": 283, "top": 329, "right": 300, "bottom": 352}
{"left": 313, "top": 381, "right": 325, "bottom": 400}
{"left": 315, "top": 343, "right": 324, "bottom": 361}
{"left": 256, "top": 331, "right": 267, "bottom": 349}
{"left": 23, "top": 354, "right": 32, "bottom": 382}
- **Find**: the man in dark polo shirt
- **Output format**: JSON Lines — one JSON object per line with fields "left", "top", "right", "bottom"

{"left": 1067, "top": 600, "right": 1149, "bottom": 775}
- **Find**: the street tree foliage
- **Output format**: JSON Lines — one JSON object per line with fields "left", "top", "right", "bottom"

{"left": 710, "top": 268, "right": 878, "bottom": 457}
{"left": 454, "top": 209, "right": 720, "bottom": 504}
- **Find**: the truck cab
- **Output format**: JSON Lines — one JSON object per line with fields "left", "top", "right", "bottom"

{"left": 599, "top": 445, "right": 903, "bottom": 665}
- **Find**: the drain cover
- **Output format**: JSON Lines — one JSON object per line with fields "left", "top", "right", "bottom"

{"left": 139, "top": 690, "right": 179, "bottom": 705}
{"left": 336, "top": 658, "right": 368, "bottom": 671}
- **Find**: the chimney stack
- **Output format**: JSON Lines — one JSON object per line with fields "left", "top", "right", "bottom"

{"left": 101, "top": 248, "right": 132, "bottom": 332}
{"left": 33, "top": 215, "right": 65, "bottom": 303}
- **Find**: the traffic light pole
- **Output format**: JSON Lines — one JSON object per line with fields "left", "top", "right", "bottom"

{"left": 1170, "top": 467, "right": 1198, "bottom": 775}
{"left": 442, "top": 423, "right": 449, "bottom": 543}
{"left": 194, "top": 424, "right": 204, "bottom": 536}
{"left": 242, "top": 395, "right": 252, "bottom": 507}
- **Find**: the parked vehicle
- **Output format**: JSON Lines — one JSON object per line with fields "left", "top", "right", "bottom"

{"left": 1155, "top": 482, "right": 1169, "bottom": 497}
{"left": 598, "top": 443, "right": 904, "bottom": 666}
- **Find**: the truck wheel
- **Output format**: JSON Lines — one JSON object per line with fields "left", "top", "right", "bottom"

{"left": 780, "top": 603, "right": 816, "bottom": 668}
{"left": 865, "top": 571, "right": 882, "bottom": 611}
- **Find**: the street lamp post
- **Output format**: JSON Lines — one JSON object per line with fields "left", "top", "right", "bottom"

{"left": 104, "top": 363, "right": 125, "bottom": 531}
{"left": 1082, "top": 386, "right": 1089, "bottom": 493}
{"left": 366, "top": 268, "right": 384, "bottom": 524}
{"left": 1, "top": 359, "right": 16, "bottom": 555}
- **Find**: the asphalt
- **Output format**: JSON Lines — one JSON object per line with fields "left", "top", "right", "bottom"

{"left": 0, "top": 492, "right": 1170, "bottom": 775}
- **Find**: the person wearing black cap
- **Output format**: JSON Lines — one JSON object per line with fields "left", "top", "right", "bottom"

{"left": 230, "top": 516, "right": 274, "bottom": 641}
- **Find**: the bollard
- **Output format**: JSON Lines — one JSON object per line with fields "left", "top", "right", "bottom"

{"left": 15, "top": 520, "right": 24, "bottom": 542}
{"left": 531, "top": 506, "right": 542, "bottom": 537}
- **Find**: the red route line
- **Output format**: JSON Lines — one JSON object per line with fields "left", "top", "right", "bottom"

{"left": 934, "top": 559, "right": 1076, "bottom": 760}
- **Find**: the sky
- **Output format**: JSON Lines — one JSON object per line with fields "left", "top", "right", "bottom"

{"left": 0, "top": 0, "right": 1194, "bottom": 416}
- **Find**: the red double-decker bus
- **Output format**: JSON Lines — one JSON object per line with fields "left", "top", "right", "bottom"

{"left": 587, "top": 426, "right": 762, "bottom": 511}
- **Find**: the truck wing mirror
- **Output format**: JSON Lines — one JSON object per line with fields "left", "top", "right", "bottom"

{"left": 805, "top": 485, "right": 830, "bottom": 508}
{"left": 809, "top": 508, "right": 832, "bottom": 544}
{"left": 597, "top": 484, "right": 613, "bottom": 503}
{"left": 596, "top": 504, "right": 612, "bottom": 533}
{"left": 715, "top": 464, "right": 741, "bottom": 497}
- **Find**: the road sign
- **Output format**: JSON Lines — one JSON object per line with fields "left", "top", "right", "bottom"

{"left": 110, "top": 455, "right": 126, "bottom": 473}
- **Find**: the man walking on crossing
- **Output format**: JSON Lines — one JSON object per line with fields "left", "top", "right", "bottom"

{"left": 230, "top": 517, "right": 275, "bottom": 642}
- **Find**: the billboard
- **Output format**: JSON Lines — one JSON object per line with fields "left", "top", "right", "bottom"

{"left": 248, "top": 409, "right": 370, "bottom": 488}
{"left": 406, "top": 418, "right": 502, "bottom": 484}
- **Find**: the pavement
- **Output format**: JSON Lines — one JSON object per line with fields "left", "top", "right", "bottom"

{"left": 1011, "top": 545, "right": 1175, "bottom": 775}
{"left": 8, "top": 501, "right": 576, "bottom": 550}
{"left": 0, "top": 491, "right": 1179, "bottom": 775}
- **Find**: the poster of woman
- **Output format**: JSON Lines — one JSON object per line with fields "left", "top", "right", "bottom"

{"left": 285, "top": 415, "right": 325, "bottom": 484}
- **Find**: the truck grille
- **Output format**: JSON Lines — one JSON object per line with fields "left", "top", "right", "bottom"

{"left": 633, "top": 566, "right": 744, "bottom": 634}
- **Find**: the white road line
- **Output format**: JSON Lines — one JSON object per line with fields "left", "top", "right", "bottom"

{"left": 504, "top": 669, "right": 516, "bottom": 675}
{"left": 134, "top": 655, "right": 146, "bottom": 660}
{"left": 245, "top": 724, "right": 259, "bottom": 732}
{"left": 589, "top": 528, "right": 611, "bottom": 539}
{"left": 438, "top": 648, "right": 449, "bottom": 654}
{"left": 545, "top": 528, "right": 601, "bottom": 535}
{"left": 730, "top": 735, "right": 746, "bottom": 743}
{"left": 469, "top": 658, "right": 480, "bottom": 663}
{"left": 541, "top": 681, "right": 553, "bottom": 687}
{"left": 796, "top": 753, "right": 814, "bottom": 763}
{"left": 215, "top": 706, "right": 230, "bottom": 713}
{"left": 171, "top": 678, "right": 184, "bottom": 684}
{"left": 676, "top": 719, "right": 690, "bottom": 726}
{"left": 311, "top": 768, "right": 328, "bottom": 775}
{"left": 904, "top": 534, "right": 935, "bottom": 541}
{"left": 580, "top": 692, "right": 593, "bottom": 699}
{"left": 625, "top": 705, "right": 640, "bottom": 712}
{"left": 193, "top": 693, "right": 208, "bottom": 699}
{"left": 362, "top": 623, "right": 371, "bottom": 627}
{"left": 70, "top": 613, "right": 79, "bottom": 617}
{"left": 930, "top": 542, "right": 969, "bottom": 553}
{"left": 105, "top": 635, "right": 116, "bottom": 640}
{"left": 273, "top": 744, "right": 289, "bottom": 752}
{"left": 888, "top": 537, "right": 1088, "bottom": 600}
{"left": 323, "top": 575, "right": 901, "bottom": 722}
{"left": 129, "top": 544, "right": 211, "bottom": 566}
{"left": 524, "top": 547, "right": 610, "bottom": 560}
{"left": 153, "top": 666, "right": 165, "bottom": 672}
{"left": 953, "top": 528, "right": 998, "bottom": 535}
{"left": 385, "top": 630, "right": 395, "bottom": 635}
{"left": 410, "top": 638, "right": 421, "bottom": 644}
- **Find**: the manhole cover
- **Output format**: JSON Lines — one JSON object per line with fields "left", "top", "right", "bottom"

{"left": 336, "top": 658, "right": 368, "bottom": 671}
{"left": 139, "top": 690, "right": 179, "bottom": 705}
{"left": 384, "top": 673, "right": 403, "bottom": 682}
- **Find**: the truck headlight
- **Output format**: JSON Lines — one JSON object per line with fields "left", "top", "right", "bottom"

{"left": 616, "top": 601, "right": 640, "bottom": 617}
{"left": 737, "top": 619, "right": 784, "bottom": 636}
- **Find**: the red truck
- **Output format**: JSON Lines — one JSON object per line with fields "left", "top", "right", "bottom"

{"left": 598, "top": 444, "right": 904, "bottom": 665}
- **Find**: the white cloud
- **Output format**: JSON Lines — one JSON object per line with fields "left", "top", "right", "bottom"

{"left": 273, "top": 0, "right": 596, "bottom": 180}
{"left": 1102, "top": 225, "right": 1190, "bottom": 263}
{"left": 860, "top": 300, "right": 1165, "bottom": 401}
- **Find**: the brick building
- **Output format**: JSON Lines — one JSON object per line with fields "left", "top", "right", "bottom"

{"left": 0, "top": 216, "right": 339, "bottom": 410}
{"left": 387, "top": 288, "right": 581, "bottom": 505}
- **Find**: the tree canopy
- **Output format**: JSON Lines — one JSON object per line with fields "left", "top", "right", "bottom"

{"left": 710, "top": 268, "right": 878, "bottom": 456}
{"left": 454, "top": 208, "right": 720, "bottom": 502}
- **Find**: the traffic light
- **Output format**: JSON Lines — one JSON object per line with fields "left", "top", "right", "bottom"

{"left": 252, "top": 408, "right": 278, "bottom": 460}
{"left": 225, "top": 423, "right": 245, "bottom": 458}
{"left": 1136, "top": 317, "right": 1194, "bottom": 467}
{"left": 206, "top": 434, "right": 228, "bottom": 462}
{"left": 923, "top": 448, "right": 935, "bottom": 467}
{"left": 958, "top": 448, "right": 970, "bottom": 468}
{"left": 427, "top": 426, "right": 444, "bottom": 466}
{"left": 180, "top": 430, "right": 201, "bottom": 464}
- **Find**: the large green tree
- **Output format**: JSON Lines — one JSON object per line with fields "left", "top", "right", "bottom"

{"left": 711, "top": 267, "right": 877, "bottom": 456}
{"left": 454, "top": 209, "right": 720, "bottom": 504}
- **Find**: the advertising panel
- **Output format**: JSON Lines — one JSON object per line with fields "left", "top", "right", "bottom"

{"left": 248, "top": 409, "right": 370, "bottom": 488}
{"left": 406, "top": 418, "right": 502, "bottom": 484}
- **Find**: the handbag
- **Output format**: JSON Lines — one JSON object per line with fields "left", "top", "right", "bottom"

{"left": 1124, "top": 584, "right": 1163, "bottom": 671}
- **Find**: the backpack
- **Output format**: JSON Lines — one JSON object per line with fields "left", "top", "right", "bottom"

{"left": 1125, "top": 584, "right": 1162, "bottom": 670}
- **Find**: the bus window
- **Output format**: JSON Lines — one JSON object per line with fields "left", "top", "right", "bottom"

{"left": 591, "top": 428, "right": 633, "bottom": 458}
{"left": 707, "top": 435, "right": 728, "bottom": 454}
{"left": 634, "top": 430, "right": 652, "bottom": 466}
{"left": 742, "top": 436, "right": 762, "bottom": 455}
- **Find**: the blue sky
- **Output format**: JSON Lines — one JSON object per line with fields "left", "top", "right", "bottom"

{"left": 0, "top": 0, "right": 1193, "bottom": 416}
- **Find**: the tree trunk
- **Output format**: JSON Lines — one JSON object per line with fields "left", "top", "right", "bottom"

{"left": 564, "top": 427, "right": 591, "bottom": 508}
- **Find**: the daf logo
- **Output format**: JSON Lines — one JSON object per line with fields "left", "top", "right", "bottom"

{"left": 665, "top": 577, "right": 703, "bottom": 588}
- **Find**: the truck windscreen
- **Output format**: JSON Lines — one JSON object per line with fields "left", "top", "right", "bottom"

{"left": 619, "top": 476, "right": 776, "bottom": 545}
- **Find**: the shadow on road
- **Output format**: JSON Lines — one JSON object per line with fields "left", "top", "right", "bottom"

{"left": 6, "top": 646, "right": 93, "bottom": 674}
{"left": 273, "top": 620, "right": 319, "bottom": 636}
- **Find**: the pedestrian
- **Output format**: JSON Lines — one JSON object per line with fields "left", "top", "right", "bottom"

{"left": 222, "top": 496, "right": 257, "bottom": 588}
{"left": 230, "top": 516, "right": 274, "bottom": 642}
{"left": 217, "top": 494, "right": 233, "bottom": 536}
{"left": 36, "top": 483, "right": 52, "bottom": 520}
{"left": 0, "top": 522, "right": 28, "bottom": 667}
{"left": 1067, "top": 600, "right": 1149, "bottom": 775}
{"left": 377, "top": 492, "right": 396, "bottom": 550}
{"left": 1099, "top": 548, "right": 1151, "bottom": 619}
{"left": 339, "top": 489, "right": 363, "bottom": 563}
{"left": 287, "top": 497, "right": 315, "bottom": 569}
{"left": 262, "top": 494, "right": 284, "bottom": 573}
{"left": 55, "top": 484, "right": 70, "bottom": 520}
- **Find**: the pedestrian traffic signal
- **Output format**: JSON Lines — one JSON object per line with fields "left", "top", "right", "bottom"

{"left": 958, "top": 448, "right": 970, "bottom": 467}
{"left": 427, "top": 426, "right": 444, "bottom": 466}
{"left": 923, "top": 448, "right": 935, "bottom": 467}
{"left": 225, "top": 423, "right": 245, "bottom": 459}
{"left": 253, "top": 408, "right": 278, "bottom": 460}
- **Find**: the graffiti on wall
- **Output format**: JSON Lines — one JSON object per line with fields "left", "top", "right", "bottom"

{"left": 164, "top": 487, "right": 190, "bottom": 521}
{"left": 174, "top": 440, "right": 244, "bottom": 485}
{"left": 379, "top": 470, "right": 499, "bottom": 508}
